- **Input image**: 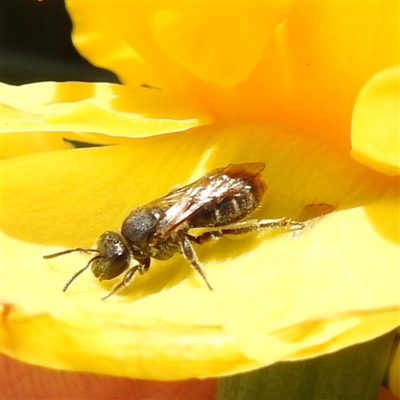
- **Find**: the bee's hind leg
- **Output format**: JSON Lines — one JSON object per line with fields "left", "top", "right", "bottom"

{"left": 188, "top": 218, "right": 304, "bottom": 245}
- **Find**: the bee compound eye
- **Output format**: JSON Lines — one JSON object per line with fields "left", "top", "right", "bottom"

{"left": 93, "top": 231, "right": 130, "bottom": 280}
{"left": 91, "top": 256, "right": 129, "bottom": 281}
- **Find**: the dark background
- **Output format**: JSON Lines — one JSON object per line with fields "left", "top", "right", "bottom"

{"left": 0, "top": 0, "right": 118, "bottom": 84}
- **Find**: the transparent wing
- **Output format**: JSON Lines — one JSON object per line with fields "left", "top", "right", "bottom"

{"left": 155, "top": 162, "right": 266, "bottom": 236}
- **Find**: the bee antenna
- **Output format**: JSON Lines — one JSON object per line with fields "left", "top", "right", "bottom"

{"left": 62, "top": 254, "right": 102, "bottom": 292}
{"left": 43, "top": 248, "right": 100, "bottom": 259}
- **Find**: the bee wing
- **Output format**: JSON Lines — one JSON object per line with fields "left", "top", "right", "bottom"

{"left": 158, "top": 162, "right": 266, "bottom": 236}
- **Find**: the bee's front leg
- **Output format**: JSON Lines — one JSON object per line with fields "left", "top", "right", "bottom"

{"left": 102, "top": 258, "right": 151, "bottom": 300}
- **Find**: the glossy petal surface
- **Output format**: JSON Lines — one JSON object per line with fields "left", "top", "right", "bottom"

{"left": 351, "top": 67, "right": 400, "bottom": 176}
{"left": 2, "top": 125, "right": 398, "bottom": 379}
{"left": 66, "top": 2, "right": 399, "bottom": 149}
{"left": 1, "top": 81, "right": 213, "bottom": 142}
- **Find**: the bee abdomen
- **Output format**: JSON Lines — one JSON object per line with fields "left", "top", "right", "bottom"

{"left": 189, "top": 193, "right": 259, "bottom": 228}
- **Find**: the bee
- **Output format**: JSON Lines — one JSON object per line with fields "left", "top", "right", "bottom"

{"left": 44, "top": 163, "right": 303, "bottom": 300}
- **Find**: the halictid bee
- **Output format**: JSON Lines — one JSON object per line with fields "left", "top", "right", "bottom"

{"left": 44, "top": 163, "right": 303, "bottom": 300}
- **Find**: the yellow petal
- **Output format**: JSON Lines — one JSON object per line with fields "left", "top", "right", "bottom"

{"left": 65, "top": 1, "right": 162, "bottom": 88}
{"left": 66, "top": 3, "right": 399, "bottom": 150}
{"left": 1, "top": 125, "right": 398, "bottom": 379}
{"left": 149, "top": 3, "right": 290, "bottom": 87}
{"left": 288, "top": 309, "right": 400, "bottom": 361}
{"left": 0, "top": 132, "right": 70, "bottom": 159}
{"left": 219, "top": 190, "right": 400, "bottom": 363}
{"left": 351, "top": 67, "right": 400, "bottom": 176}
{"left": 1, "top": 82, "right": 213, "bottom": 141}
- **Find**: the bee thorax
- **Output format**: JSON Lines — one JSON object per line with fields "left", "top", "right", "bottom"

{"left": 121, "top": 207, "right": 164, "bottom": 249}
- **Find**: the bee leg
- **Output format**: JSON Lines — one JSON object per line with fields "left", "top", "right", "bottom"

{"left": 187, "top": 231, "right": 223, "bottom": 244}
{"left": 180, "top": 236, "right": 213, "bottom": 291}
{"left": 257, "top": 217, "right": 304, "bottom": 231}
{"left": 101, "top": 258, "right": 150, "bottom": 300}
{"left": 189, "top": 218, "right": 304, "bottom": 244}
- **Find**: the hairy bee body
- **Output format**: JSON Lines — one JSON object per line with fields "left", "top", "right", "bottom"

{"left": 44, "top": 162, "right": 301, "bottom": 300}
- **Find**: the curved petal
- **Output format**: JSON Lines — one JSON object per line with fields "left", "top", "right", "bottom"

{"left": 1, "top": 82, "right": 214, "bottom": 142}
{"left": 219, "top": 190, "right": 400, "bottom": 363}
{"left": 65, "top": 1, "right": 162, "bottom": 88}
{"left": 149, "top": 3, "right": 290, "bottom": 87}
{"left": 0, "top": 132, "right": 70, "bottom": 159}
{"left": 351, "top": 67, "right": 400, "bottom": 176}
{"left": 1, "top": 124, "right": 397, "bottom": 379}
{"left": 66, "top": 3, "right": 399, "bottom": 149}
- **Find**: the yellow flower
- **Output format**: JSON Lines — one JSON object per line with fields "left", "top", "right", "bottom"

{"left": 1, "top": 2, "right": 399, "bottom": 381}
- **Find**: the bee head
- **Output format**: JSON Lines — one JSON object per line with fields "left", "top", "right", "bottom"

{"left": 91, "top": 231, "right": 130, "bottom": 280}
{"left": 44, "top": 231, "right": 130, "bottom": 292}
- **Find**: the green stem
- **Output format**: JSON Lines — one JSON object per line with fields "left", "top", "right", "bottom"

{"left": 216, "top": 330, "right": 396, "bottom": 400}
